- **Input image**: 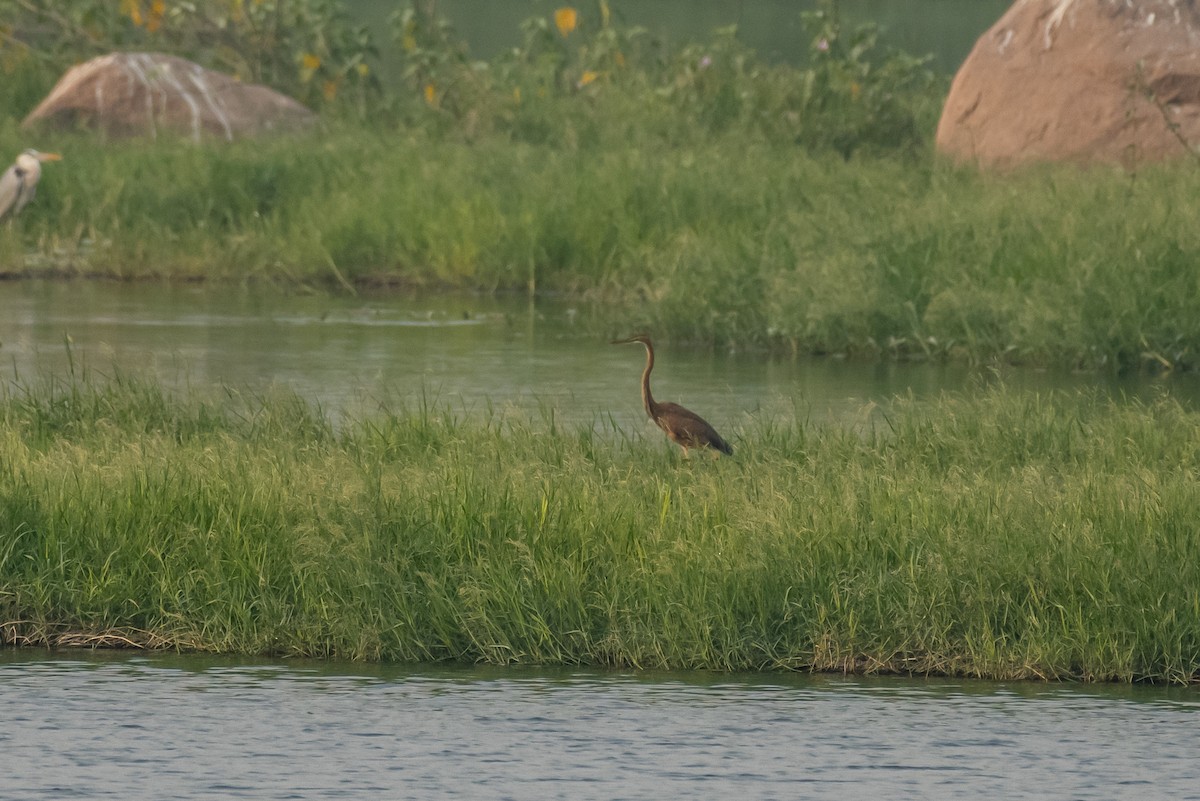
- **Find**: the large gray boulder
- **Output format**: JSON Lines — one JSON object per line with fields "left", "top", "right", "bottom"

{"left": 936, "top": 0, "right": 1200, "bottom": 169}
{"left": 22, "top": 52, "right": 316, "bottom": 141}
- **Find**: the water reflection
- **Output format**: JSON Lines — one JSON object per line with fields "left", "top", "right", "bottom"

{"left": 1, "top": 282, "right": 1198, "bottom": 434}
{"left": 1, "top": 650, "right": 1196, "bottom": 801}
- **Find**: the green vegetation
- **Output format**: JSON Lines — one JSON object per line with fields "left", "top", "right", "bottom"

{"left": 2, "top": 128, "right": 1197, "bottom": 370}
{"left": 2, "top": 1, "right": 1190, "bottom": 366}
{"left": 0, "top": 0, "right": 378, "bottom": 113}
{"left": 1, "top": 2, "right": 1196, "bottom": 370}
{"left": 2, "top": 4, "right": 1199, "bottom": 685}
{"left": 1, "top": 376, "right": 1198, "bottom": 684}
{"left": 0, "top": 1, "right": 936, "bottom": 147}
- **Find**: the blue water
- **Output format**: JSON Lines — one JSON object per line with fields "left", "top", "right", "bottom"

{"left": 2, "top": 650, "right": 1197, "bottom": 800}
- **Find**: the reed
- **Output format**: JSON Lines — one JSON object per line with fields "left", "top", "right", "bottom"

{"left": 2, "top": 375, "right": 1197, "bottom": 683}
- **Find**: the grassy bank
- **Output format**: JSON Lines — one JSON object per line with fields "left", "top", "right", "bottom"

{"left": 3, "top": 3, "right": 1198, "bottom": 370}
{"left": 3, "top": 126, "right": 1200, "bottom": 371}
{"left": 2, "top": 376, "right": 1198, "bottom": 684}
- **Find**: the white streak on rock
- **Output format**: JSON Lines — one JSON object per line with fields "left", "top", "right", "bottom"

{"left": 997, "top": 28, "right": 1015, "bottom": 55}
{"left": 1044, "top": 0, "right": 1078, "bottom": 50}
{"left": 139, "top": 54, "right": 202, "bottom": 142}
{"left": 122, "top": 53, "right": 160, "bottom": 140}
{"left": 185, "top": 64, "right": 233, "bottom": 141}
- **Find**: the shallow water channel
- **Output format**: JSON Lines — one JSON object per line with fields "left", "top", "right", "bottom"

{"left": 2, "top": 649, "right": 1197, "bottom": 800}
{"left": 3, "top": 281, "right": 1198, "bottom": 435}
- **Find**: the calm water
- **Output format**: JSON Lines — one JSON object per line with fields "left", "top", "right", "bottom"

{"left": 350, "top": 0, "right": 1012, "bottom": 73}
{"left": 2, "top": 649, "right": 1197, "bottom": 801}
{"left": 2, "top": 281, "right": 1195, "bottom": 434}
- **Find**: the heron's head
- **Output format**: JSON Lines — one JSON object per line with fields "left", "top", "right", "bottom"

{"left": 22, "top": 149, "right": 62, "bottom": 163}
{"left": 610, "top": 333, "right": 653, "bottom": 347}
{"left": 15, "top": 150, "right": 62, "bottom": 174}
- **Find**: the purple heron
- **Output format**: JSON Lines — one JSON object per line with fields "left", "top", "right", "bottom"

{"left": 611, "top": 334, "right": 733, "bottom": 457}
{"left": 0, "top": 149, "right": 62, "bottom": 222}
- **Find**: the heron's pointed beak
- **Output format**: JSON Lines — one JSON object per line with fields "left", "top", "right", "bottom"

{"left": 38, "top": 152, "right": 62, "bottom": 162}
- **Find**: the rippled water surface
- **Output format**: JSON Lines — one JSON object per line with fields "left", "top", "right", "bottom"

{"left": 3, "top": 282, "right": 1197, "bottom": 434}
{"left": 2, "top": 650, "right": 1197, "bottom": 801}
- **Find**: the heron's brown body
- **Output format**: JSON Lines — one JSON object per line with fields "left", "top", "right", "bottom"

{"left": 611, "top": 334, "right": 733, "bottom": 456}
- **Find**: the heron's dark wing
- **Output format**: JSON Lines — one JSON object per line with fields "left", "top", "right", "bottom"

{"left": 0, "top": 164, "right": 28, "bottom": 222}
{"left": 654, "top": 401, "right": 733, "bottom": 455}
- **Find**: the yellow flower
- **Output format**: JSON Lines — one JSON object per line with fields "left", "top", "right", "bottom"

{"left": 147, "top": 0, "right": 165, "bottom": 33}
{"left": 301, "top": 53, "right": 321, "bottom": 71}
{"left": 356, "top": 63, "right": 370, "bottom": 78}
{"left": 323, "top": 79, "right": 338, "bottom": 101}
{"left": 850, "top": 81, "right": 861, "bottom": 100}
{"left": 578, "top": 70, "right": 599, "bottom": 88}
{"left": 121, "top": 0, "right": 143, "bottom": 27}
{"left": 424, "top": 83, "right": 438, "bottom": 107}
{"left": 554, "top": 7, "right": 577, "bottom": 37}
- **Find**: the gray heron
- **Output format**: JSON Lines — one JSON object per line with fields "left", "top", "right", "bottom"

{"left": 0, "top": 149, "right": 62, "bottom": 222}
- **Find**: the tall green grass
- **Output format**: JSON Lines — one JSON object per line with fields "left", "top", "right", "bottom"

{"left": 3, "top": 126, "right": 1199, "bottom": 370}
{"left": 2, "top": 375, "right": 1198, "bottom": 683}
{"left": 3, "top": 3, "right": 1197, "bottom": 370}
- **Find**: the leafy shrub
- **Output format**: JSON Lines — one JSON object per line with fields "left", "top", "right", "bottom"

{"left": 0, "top": 0, "right": 379, "bottom": 112}
{"left": 1, "top": 0, "right": 940, "bottom": 154}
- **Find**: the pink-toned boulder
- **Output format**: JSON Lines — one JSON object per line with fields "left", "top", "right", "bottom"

{"left": 936, "top": 0, "right": 1200, "bottom": 169}
{"left": 21, "top": 52, "right": 316, "bottom": 142}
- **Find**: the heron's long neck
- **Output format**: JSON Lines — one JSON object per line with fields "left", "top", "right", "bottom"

{"left": 640, "top": 342, "right": 657, "bottom": 418}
